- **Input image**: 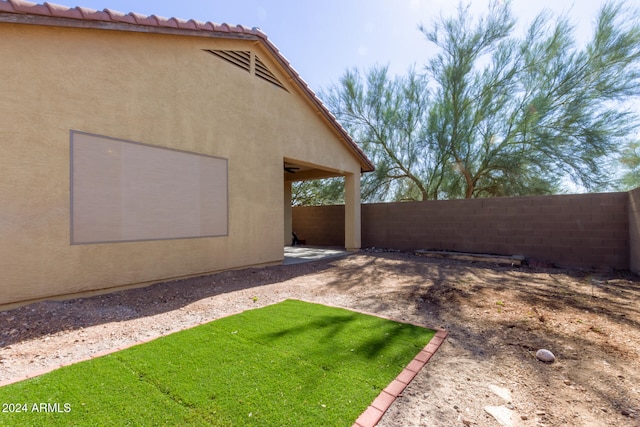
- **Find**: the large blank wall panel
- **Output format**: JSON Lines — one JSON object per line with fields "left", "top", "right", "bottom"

{"left": 71, "top": 131, "right": 228, "bottom": 243}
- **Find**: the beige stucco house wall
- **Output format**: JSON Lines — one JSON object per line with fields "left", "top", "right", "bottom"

{"left": 0, "top": 1, "right": 373, "bottom": 309}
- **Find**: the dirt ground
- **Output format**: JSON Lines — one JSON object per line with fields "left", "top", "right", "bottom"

{"left": 1, "top": 252, "right": 639, "bottom": 426}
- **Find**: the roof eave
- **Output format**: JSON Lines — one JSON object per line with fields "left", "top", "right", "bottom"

{"left": 258, "top": 40, "right": 375, "bottom": 173}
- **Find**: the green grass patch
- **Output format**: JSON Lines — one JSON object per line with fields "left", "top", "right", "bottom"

{"left": 0, "top": 299, "right": 435, "bottom": 426}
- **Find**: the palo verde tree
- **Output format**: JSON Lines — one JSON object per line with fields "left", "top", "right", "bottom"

{"left": 291, "top": 177, "right": 344, "bottom": 206}
{"left": 321, "top": 66, "right": 443, "bottom": 201}
{"left": 616, "top": 140, "right": 640, "bottom": 190}
{"left": 318, "top": 0, "right": 640, "bottom": 201}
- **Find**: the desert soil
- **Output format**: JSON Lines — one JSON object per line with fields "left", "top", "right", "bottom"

{"left": 1, "top": 251, "right": 639, "bottom": 426}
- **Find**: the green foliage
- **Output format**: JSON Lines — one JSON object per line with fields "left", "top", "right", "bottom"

{"left": 323, "top": 66, "right": 438, "bottom": 201}
{"left": 321, "top": 0, "right": 640, "bottom": 201}
{"left": 616, "top": 140, "right": 640, "bottom": 189}
{"left": 0, "top": 300, "right": 434, "bottom": 426}
{"left": 292, "top": 177, "right": 344, "bottom": 206}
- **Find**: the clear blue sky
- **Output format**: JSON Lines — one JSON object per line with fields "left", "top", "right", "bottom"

{"left": 67, "top": 0, "right": 613, "bottom": 94}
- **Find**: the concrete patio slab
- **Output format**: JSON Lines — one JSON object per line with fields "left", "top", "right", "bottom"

{"left": 283, "top": 246, "right": 350, "bottom": 265}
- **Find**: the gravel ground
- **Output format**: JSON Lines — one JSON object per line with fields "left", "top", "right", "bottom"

{"left": 1, "top": 252, "right": 639, "bottom": 426}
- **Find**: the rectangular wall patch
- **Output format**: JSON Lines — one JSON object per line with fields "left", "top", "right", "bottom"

{"left": 70, "top": 131, "right": 228, "bottom": 244}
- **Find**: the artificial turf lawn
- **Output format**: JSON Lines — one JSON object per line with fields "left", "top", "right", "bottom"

{"left": 0, "top": 299, "right": 435, "bottom": 426}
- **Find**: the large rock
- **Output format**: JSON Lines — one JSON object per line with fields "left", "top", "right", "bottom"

{"left": 489, "top": 384, "right": 513, "bottom": 402}
{"left": 536, "top": 349, "right": 556, "bottom": 363}
{"left": 484, "top": 405, "right": 514, "bottom": 426}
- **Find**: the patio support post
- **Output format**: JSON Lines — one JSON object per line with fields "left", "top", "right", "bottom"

{"left": 284, "top": 181, "right": 293, "bottom": 246}
{"left": 344, "top": 172, "right": 361, "bottom": 251}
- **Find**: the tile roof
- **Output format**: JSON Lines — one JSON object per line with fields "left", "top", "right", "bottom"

{"left": 0, "top": 0, "right": 375, "bottom": 172}
{"left": 0, "top": 0, "right": 268, "bottom": 38}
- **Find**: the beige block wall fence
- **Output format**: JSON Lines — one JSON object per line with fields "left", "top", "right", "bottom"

{"left": 293, "top": 191, "right": 637, "bottom": 270}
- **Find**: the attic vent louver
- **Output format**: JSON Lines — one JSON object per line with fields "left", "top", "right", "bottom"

{"left": 255, "top": 55, "right": 288, "bottom": 91}
{"left": 205, "top": 50, "right": 251, "bottom": 73}
{"left": 204, "top": 49, "right": 288, "bottom": 92}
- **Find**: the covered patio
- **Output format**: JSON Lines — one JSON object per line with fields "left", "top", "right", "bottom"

{"left": 283, "top": 157, "right": 368, "bottom": 252}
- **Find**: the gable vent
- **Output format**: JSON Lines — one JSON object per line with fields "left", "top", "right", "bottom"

{"left": 204, "top": 49, "right": 288, "bottom": 92}
{"left": 255, "top": 55, "right": 288, "bottom": 91}
{"left": 205, "top": 49, "right": 251, "bottom": 73}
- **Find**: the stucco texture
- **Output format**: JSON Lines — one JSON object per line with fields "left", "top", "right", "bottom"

{"left": 0, "top": 22, "right": 362, "bottom": 307}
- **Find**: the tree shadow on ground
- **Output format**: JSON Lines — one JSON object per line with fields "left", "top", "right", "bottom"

{"left": 3, "top": 250, "right": 639, "bottom": 421}
{"left": 319, "top": 252, "right": 640, "bottom": 419}
{"left": 0, "top": 258, "right": 340, "bottom": 347}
